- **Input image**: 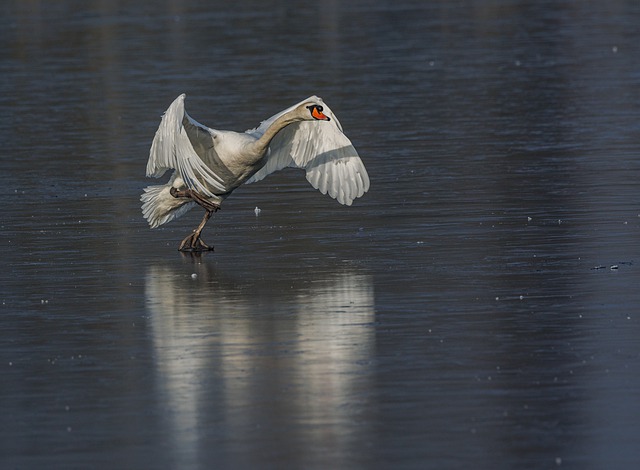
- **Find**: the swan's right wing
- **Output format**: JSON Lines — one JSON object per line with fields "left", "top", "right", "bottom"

{"left": 146, "top": 94, "right": 227, "bottom": 197}
{"left": 245, "top": 97, "right": 370, "bottom": 206}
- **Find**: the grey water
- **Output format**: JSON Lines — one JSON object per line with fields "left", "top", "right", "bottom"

{"left": 2, "top": 1, "right": 640, "bottom": 468}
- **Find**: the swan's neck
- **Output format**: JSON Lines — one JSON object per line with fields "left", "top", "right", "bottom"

{"left": 251, "top": 113, "right": 300, "bottom": 157}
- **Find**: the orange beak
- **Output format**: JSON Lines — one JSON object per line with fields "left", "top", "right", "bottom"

{"left": 311, "top": 107, "right": 330, "bottom": 121}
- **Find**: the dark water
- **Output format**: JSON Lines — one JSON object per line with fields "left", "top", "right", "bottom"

{"left": 2, "top": 1, "right": 640, "bottom": 468}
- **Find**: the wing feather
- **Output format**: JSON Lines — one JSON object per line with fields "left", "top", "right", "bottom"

{"left": 146, "top": 94, "right": 227, "bottom": 197}
{"left": 245, "top": 97, "right": 370, "bottom": 206}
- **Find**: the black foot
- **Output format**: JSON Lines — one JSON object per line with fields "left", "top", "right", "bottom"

{"left": 178, "top": 233, "right": 214, "bottom": 252}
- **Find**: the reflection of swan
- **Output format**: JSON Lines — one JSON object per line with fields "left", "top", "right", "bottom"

{"left": 291, "top": 274, "right": 375, "bottom": 450}
{"left": 141, "top": 94, "right": 369, "bottom": 251}
{"left": 145, "top": 263, "right": 375, "bottom": 466}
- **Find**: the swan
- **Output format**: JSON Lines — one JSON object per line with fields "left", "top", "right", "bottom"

{"left": 141, "top": 94, "right": 370, "bottom": 251}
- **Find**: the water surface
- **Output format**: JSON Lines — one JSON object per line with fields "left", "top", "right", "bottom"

{"left": 2, "top": 1, "right": 640, "bottom": 469}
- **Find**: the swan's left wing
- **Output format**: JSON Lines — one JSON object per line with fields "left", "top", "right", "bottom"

{"left": 245, "top": 97, "right": 370, "bottom": 206}
{"left": 146, "top": 94, "right": 227, "bottom": 197}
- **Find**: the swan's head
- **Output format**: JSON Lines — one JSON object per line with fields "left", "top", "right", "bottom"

{"left": 306, "top": 104, "right": 330, "bottom": 121}
{"left": 299, "top": 97, "right": 330, "bottom": 122}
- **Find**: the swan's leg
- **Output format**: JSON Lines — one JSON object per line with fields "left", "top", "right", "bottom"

{"left": 178, "top": 209, "right": 214, "bottom": 252}
{"left": 169, "top": 188, "right": 221, "bottom": 252}
{"left": 170, "top": 187, "right": 220, "bottom": 212}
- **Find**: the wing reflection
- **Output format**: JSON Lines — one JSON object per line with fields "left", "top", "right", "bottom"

{"left": 145, "top": 262, "right": 375, "bottom": 466}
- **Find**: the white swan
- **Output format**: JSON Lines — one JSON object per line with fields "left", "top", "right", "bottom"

{"left": 141, "top": 94, "right": 370, "bottom": 251}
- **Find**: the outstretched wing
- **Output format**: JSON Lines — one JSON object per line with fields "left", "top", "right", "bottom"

{"left": 245, "top": 96, "right": 370, "bottom": 206}
{"left": 146, "top": 94, "right": 227, "bottom": 197}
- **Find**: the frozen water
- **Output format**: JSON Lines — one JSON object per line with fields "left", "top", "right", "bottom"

{"left": 2, "top": 1, "right": 640, "bottom": 469}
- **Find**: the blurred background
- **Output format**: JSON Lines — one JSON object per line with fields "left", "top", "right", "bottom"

{"left": 1, "top": 1, "right": 639, "bottom": 468}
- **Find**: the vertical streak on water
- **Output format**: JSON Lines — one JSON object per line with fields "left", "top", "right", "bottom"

{"left": 145, "top": 264, "right": 375, "bottom": 468}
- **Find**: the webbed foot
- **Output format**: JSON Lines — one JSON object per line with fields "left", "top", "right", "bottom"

{"left": 178, "top": 232, "right": 214, "bottom": 252}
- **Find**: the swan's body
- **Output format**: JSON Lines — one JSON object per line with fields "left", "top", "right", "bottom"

{"left": 141, "top": 94, "right": 369, "bottom": 251}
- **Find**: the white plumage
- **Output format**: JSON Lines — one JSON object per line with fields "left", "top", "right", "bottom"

{"left": 244, "top": 99, "right": 370, "bottom": 205}
{"left": 141, "top": 94, "right": 369, "bottom": 251}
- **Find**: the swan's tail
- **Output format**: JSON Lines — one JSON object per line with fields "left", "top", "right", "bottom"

{"left": 141, "top": 184, "right": 195, "bottom": 228}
